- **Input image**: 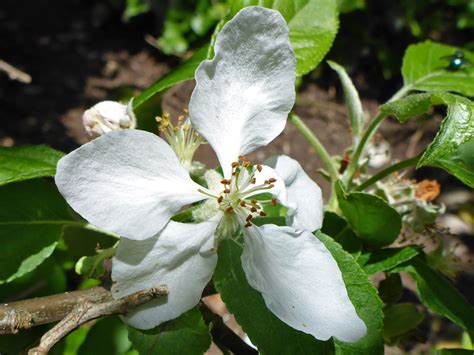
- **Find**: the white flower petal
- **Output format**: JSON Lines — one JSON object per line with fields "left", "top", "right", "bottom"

{"left": 112, "top": 219, "right": 219, "bottom": 329}
{"left": 189, "top": 6, "right": 296, "bottom": 178}
{"left": 241, "top": 224, "right": 366, "bottom": 342}
{"left": 55, "top": 129, "right": 205, "bottom": 240}
{"left": 265, "top": 155, "right": 323, "bottom": 231}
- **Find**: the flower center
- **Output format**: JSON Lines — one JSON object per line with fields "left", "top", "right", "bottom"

{"left": 156, "top": 111, "right": 205, "bottom": 171}
{"left": 199, "top": 156, "right": 277, "bottom": 228}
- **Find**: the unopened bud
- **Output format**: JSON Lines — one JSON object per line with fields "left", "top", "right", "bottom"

{"left": 82, "top": 100, "right": 136, "bottom": 137}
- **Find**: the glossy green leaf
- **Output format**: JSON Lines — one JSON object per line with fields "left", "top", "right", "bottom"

{"left": 401, "top": 41, "right": 474, "bottom": 96}
{"left": 128, "top": 307, "right": 211, "bottom": 355}
{"left": 229, "top": 0, "right": 339, "bottom": 76}
{"left": 358, "top": 247, "right": 420, "bottom": 275}
{"left": 383, "top": 303, "right": 424, "bottom": 338}
{"left": 328, "top": 61, "right": 364, "bottom": 143}
{"left": 0, "top": 145, "right": 64, "bottom": 186}
{"left": 380, "top": 93, "right": 433, "bottom": 123}
{"left": 381, "top": 92, "right": 474, "bottom": 187}
{"left": 133, "top": 45, "right": 209, "bottom": 109}
{"left": 315, "top": 232, "right": 384, "bottom": 355}
{"left": 214, "top": 238, "right": 333, "bottom": 354}
{"left": 0, "top": 180, "right": 77, "bottom": 284}
{"left": 392, "top": 257, "right": 474, "bottom": 332}
{"left": 336, "top": 182, "right": 402, "bottom": 247}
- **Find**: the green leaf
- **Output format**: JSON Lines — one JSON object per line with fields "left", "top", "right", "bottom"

{"left": 77, "top": 316, "right": 132, "bottom": 355}
{"left": 0, "top": 145, "right": 64, "bottom": 186}
{"left": 133, "top": 45, "right": 209, "bottom": 109}
{"left": 0, "top": 180, "right": 77, "bottom": 284}
{"left": 316, "top": 232, "right": 384, "bottom": 355}
{"left": 336, "top": 181, "right": 402, "bottom": 247}
{"left": 383, "top": 303, "right": 424, "bottom": 338}
{"left": 401, "top": 41, "right": 474, "bottom": 97}
{"left": 214, "top": 238, "right": 333, "bottom": 354}
{"left": 336, "top": 0, "right": 365, "bottom": 13}
{"left": 381, "top": 92, "right": 474, "bottom": 187}
{"left": 392, "top": 257, "right": 474, "bottom": 332}
{"left": 123, "top": 0, "right": 150, "bottom": 20}
{"left": 128, "top": 307, "right": 211, "bottom": 355}
{"left": 75, "top": 246, "right": 115, "bottom": 279}
{"left": 327, "top": 61, "right": 364, "bottom": 143}
{"left": 321, "top": 211, "right": 362, "bottom": 256}
{"left": 358, "top": 247, "right": 420, "bottom": 275}
{"left": 380, "top": 92, "right": 433, "bottom": 123}
{"left": 229, "top": 0, "right": 339, "bottom": 76}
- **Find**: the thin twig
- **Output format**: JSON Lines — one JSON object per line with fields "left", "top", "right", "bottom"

{"left": 0, "top": 59, "right": 32, "bottom": 83}
{"left": 28, "top": 286, "right": 168, "bottom": 355}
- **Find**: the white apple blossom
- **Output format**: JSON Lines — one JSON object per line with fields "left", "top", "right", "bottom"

{"left": 82, "top": 100, "right": 136, "bottom": 136}
{"left": 55, "top": 6, "right": 366, "bottom": 343}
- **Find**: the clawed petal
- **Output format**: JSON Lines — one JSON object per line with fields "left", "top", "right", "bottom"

{"left": 265, "top": 155, "right": 323, "bottom": 231}
{"left": 189, "top": 6, "right": 296, "bottom": 178}
{"left": 55, "top": 130, "right": 205, "bottom": 240}
{"left": 112, "top": 219, "right": 219, "bottom": 329}
{"left": 241, "top": 224, "right": 366, "bottom": 342}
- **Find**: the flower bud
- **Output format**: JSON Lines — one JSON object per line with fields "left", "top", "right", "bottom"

{"left": 82, "top": 100, "right": 136, "bottom": 136}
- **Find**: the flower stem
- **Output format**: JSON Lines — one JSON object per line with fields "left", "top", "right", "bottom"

{"left": 342, "top": 85, "right": 411, "bottom": 186}
{"left": 354, "top": 155, "right": 421, "bottom": 192}
{"left": 289, "top": 113, "right": 339, "bottom": 184}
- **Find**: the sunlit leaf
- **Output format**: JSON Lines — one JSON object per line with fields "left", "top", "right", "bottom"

{"left": 336, "top": 182, "right": 402, "bottom": 247}
{"left": 0, "top": 145, "right": 64, "bottom": 186}
{"left": 401, "top": 41, "right": 474, "bottom": 97}
{"left": 381, "top": 92, "right": 474, "bottom": 187}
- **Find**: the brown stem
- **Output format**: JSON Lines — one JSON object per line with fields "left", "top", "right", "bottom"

{"left": 28, "top": 286, "right": 168, "bottom": 355}
{"left": 0, "top": 286, "right": 113, "bottom": 334}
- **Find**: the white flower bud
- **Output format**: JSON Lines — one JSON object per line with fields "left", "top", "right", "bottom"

{"left": 82, "top": 100, "right": 136, "bottom": 136}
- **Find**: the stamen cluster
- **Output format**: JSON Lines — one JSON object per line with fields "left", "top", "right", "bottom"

{"left": 215, "top": 156, "right": 277, "bottom": 227}
{"left": 156, "top": 110, "right": 205, "bottom": 171}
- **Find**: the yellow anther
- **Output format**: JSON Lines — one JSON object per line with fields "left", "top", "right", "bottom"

{"left": 243, "top": 161, "right": 251, "bottom": 168}
{"left": 238, "top": 155, "right": 247, "bottom": 161}
{"left": 231, "top": 162, "right": 239, "bottom": 168}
